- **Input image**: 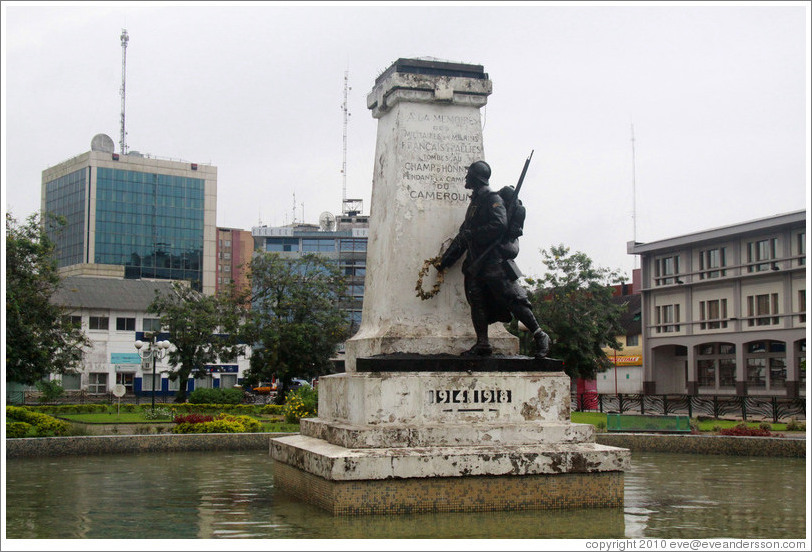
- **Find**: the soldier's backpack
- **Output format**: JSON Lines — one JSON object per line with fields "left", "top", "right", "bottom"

{"left": 497, "top": 186, "right": 525, "bottom": 260}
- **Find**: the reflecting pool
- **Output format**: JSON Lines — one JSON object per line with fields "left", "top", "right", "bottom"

{"left": 4, "top": 450, "right": 806, "bottom": 539}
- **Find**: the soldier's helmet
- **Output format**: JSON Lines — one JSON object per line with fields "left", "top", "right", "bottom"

{"left": 466, "top": 160, "right": 491, "bottom": 187}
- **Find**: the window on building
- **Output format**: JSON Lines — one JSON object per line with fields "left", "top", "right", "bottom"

{"left": 220, "top": 374, "right": 238, "bottom": 388}
{"left": 698, "top": 359, "right": 716, "bottom": 387}
{"left": 797, "top": 232, "right": 806, "bottom": 266}
{"left": 62, "top": 315, "right": 82, "bottom": 329}
{"left": 799, "top": 341, "right": 806, "bottom": 387}
{"left": 746, "top": 358, "right": 767, "bottom": 388}
{"left": 61, "top": 373, "right": 82, "bottom": 391}
{"left": 116, "top": 317, "right": 136, "bottom": 331}
{"left": 695, "top": 343, "right": 736, "bottom": 390}
{"left": 116, "top": 373, "right": 135, "bottom": 394}
{"left": 142, "top": 373, "right": 161, "bottom": 391}
{"left": 746, "top": 340, "right": 787, "bottom": 390}
{"left": 699, "top": 247, "right": 727, "bottom": 279}
{"left": 747, "top": 238, "right": 778, "bottom": 272}
{"left": 347, "top": 284, "right": 365, "bottom": 299}
{"left": 654, "top": 255, "right": 680, "bottom": 285}
{"left": 719, "top": 359, "right": 736, "bottom": 387}
{"left": 655, "top": 304, "right": 681, "bottom": 333}
{"left": 746, "top": 293, "right": 780, "bottom": 326}
{"left": 143, "top": 318, "right": 162, "bottom": 332}
{"left": 302, "top": 239, "right": 336, "bottom": 253}
{"left": 265, "top": 238, "right": 299, "bottom": 252}
{"left": 340, "top": 239, "right": 367, "bottom": 252}
{"left": 770, "top": 358, "right": 787, "bottom": 388}
{"left": 88, "top": 373, "right": 108, "bottom": 394}
{"left": 89, "top": 316, "right": 109, "bottom": 330}
{"left": 799, "top": 290, "right": 806, "bottom": 324}
{"left": 699, "top": 299, "right": 728, "bottom": 330}
{"left": 626, "top": 335, "right": 639, "bottom": 347}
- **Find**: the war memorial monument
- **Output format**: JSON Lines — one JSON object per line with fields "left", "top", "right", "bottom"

{"left": 270, "top": 58, "right": 630, "bottom": 515}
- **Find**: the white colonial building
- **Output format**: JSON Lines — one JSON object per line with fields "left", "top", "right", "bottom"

{"left": 628, "top": 210, "right": 806, "bottom": 398}
{"left": 49, "top": 276, "right": 250, "bottom": 399}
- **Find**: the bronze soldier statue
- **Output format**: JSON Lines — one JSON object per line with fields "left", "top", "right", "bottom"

{"left": 437, "top": 160, "right": 551, "bottom": 358}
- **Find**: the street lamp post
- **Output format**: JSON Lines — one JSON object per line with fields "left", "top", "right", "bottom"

{"left": 135, "top": 333, "right": 171, "bottom": 411}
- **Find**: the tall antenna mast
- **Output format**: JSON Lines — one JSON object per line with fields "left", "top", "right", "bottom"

{"left": 119, "top": 29, "right": 129, "bottom": 155}
{"left": 631, "top": 123, "right": 639, "bottom": 269}
{"left": 341, "top": 69, "right": 350, "bottom": 213}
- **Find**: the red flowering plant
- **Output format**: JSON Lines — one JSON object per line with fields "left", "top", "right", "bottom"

{"left": 173, "top": 414, "right": 214, "bottom": 425}
{"left": 718, "top": 423, "right": 773, "bottom": 437}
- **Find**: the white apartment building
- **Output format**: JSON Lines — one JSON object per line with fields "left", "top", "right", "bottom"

{"left": 628, "top": 210, "right": 806, "bottom": 398}
{"left": 49, "top": 276, "right": 251, "bottom": 399}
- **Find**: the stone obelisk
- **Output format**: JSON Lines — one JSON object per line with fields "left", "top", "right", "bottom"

{"left": 344, "top": 58, "right": 518, "bottom": 371}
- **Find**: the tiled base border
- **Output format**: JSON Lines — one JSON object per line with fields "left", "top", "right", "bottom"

{"left": 273, "top": 461, "right": 624, "bottom": 515}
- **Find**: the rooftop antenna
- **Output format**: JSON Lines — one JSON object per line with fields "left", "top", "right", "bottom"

{"left": 341, "top": 69, "right": 351, "bottom": 214}
{"left": 631, "top": 123, "right": 639, "bottom": 269}
{"left": 292, "top": 191, "right": 297, "bottom": 224}
{"left": 119, "top": 29, "right": 129, "bottom": 155}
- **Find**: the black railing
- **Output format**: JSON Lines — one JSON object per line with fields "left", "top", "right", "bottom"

{"left": 572, "top": 393, "right": 806, "bottom": 423}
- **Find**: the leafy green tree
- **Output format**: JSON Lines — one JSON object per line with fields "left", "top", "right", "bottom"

{"left": 522, "top": 244, "right": 627, "bottom": 380}
{"left": 147, "top": 282, "right": 249, "bottom": 402}
{"left": 245, "top": 252, "right": 349, "bottom": 393}
{"left": 6, "top": 213, "right": 89, "bottom": 385}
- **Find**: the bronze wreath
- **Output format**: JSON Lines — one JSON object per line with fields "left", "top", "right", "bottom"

{"left": 415, "top": 256, "right": 446, "bottom": 300}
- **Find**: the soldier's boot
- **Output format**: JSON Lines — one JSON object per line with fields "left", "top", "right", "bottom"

{"left": 512, "top": 303, "right": 550, "bottom": 359}
{"left": 462, "top": 307, "right": 493, "bottom": 356}
{"left": 532, "top": 328, "right": 551, "bottom": 359}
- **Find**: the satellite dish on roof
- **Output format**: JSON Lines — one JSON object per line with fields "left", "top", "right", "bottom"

{"left": 91, "top": 134, "right": 115, "bottom": 153}
{"left": 319, "top": 211, "right": 336, "bottom": 231}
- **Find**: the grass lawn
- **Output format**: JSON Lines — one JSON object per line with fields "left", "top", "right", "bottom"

{"left": 55, "top": 410, "right": 300, "bottom": 433}
{"left": 569, "top": 411, "right": 805, "bottom": 433}
{"left": 28, "top": 407, "right": 806, "bottom": 436}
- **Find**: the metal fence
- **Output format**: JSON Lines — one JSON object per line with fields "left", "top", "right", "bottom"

{"left": 11, "top": 391, "right": 177, "bottom": 407}
{"left": 572, "top": 393, "right": 806, "bottom": 423}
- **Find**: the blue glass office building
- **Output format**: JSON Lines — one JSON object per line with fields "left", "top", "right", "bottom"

{"left": 42, "top": 147, "right": 217, "bottom": 293}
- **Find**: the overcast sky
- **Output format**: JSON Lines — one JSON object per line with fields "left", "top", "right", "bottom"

{"left": 2, "top": 1, "right": 809, "bottom": 280}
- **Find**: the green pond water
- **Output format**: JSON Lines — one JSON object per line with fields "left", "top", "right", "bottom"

{"left": 4, "top": 450, "right": 806, "bottom": 539}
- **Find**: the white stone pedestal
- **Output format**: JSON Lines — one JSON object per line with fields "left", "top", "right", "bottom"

{"left": 271, "top": 370, "right": 630, "bottom": 515}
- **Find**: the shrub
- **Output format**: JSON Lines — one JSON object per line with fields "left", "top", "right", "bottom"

{"left": 6, "top": 421, "right": 32, "bottom": 438}
{"left": 758, "top": 422, "right": 772, "bottom": 431}
{"left": 216, "top": 414, "right": 262, "bottom": 432}
{"left": 6, "top": 406, "right": 71, "bottom": 436}
{"left": 174, "top": 414, "right": 214, "bottom": 425}
{"left": 283, "top": 385, "right": 318, "bottom": 424}
{"left": 260, "top": 404, "right": 285, "bottom": 416}
{"left": 188, "top": 387, "right": 244, "bottom": 405}
{"left": 35, "top": 380, "right": 65, "bottom": 403}
{"left": 718, "top": 423, "right": 772, "bottom": 437}
{"left": 143, "top": 407, "right": 173, "bottom": 420}
{"left": 786, "top": 418, "right": 806, "bottom": 432}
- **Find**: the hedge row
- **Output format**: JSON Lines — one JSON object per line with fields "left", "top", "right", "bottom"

{"left": 172, "top": 414, "right": 262, "bottom": 434}
{"left": 26, "top": 403, "right": 286, "bottom": 416}
{"left": 6, "top": 406, "right": 71, "bottom": 436}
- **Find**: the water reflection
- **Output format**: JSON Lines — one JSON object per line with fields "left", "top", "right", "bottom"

{"left": 4, "top": 450, "right": 805, "bottom": 539}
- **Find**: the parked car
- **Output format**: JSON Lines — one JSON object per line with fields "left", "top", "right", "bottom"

{"left": 289, "top": 378, "right": 311, "bottom": 391}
